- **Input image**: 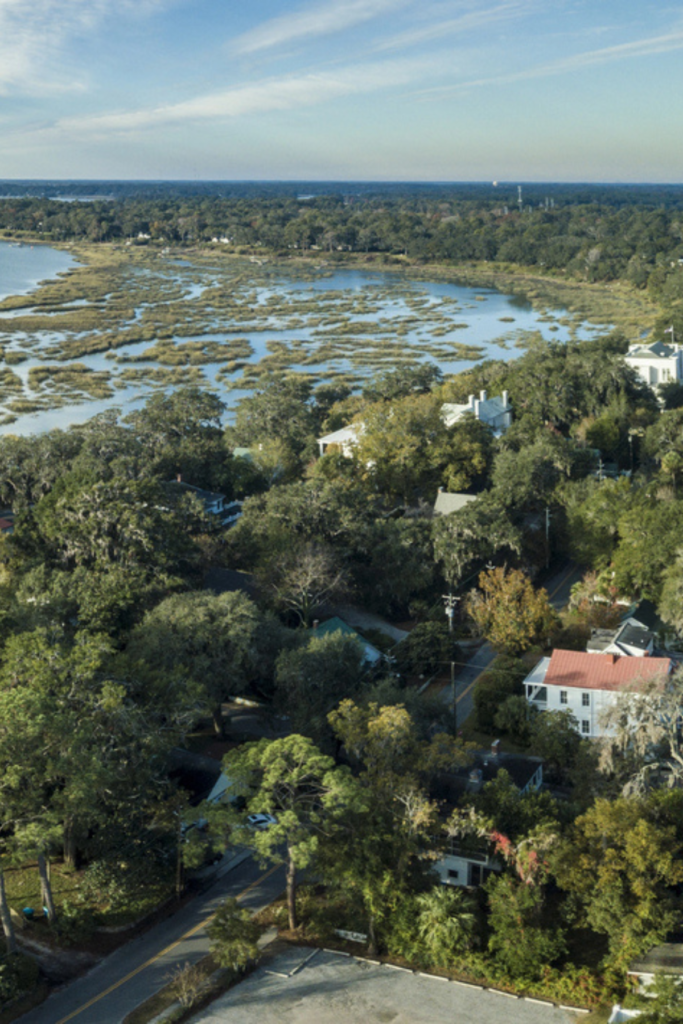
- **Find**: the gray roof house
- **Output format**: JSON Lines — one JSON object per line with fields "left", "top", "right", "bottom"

{"left": 586, "top": 622, "right": 655, "bottom": 658}
{"left": 433, "top": 490, "right": 478, "bottom": 516}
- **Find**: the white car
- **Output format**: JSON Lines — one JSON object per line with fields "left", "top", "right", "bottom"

{"left": 247, "top": 813, "right": 277, "bottom": 830}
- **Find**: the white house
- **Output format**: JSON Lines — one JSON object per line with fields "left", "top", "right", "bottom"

{"left": 434, "top": 746, "right": 543, "bottom": 887}
{"left": 436, "top": 835, "right": 502, "bottom": 888}
{"left": 316, "top": 423, "right": 363, "bottom": 458}
{"left": 440, "top": 389, "right": 512, "bottom": 435}
{"left": 586, "top": 622, "right": 655, "bottom": 658}
{"left": 524, "top": 649, "right": 673, "bottom": 739}
{"left": 317, "top": 389, "right": 512, "bottom": 458}
{"left": 625, "top": 339, "right": 683, "bottom": 391}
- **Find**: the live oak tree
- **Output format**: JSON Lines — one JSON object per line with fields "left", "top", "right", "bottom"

{"left": 126, "top": 590, "right": 262, "bottom": 736}
{"left": 598, "top": 670, "right": 683, "bottom": 793}
{"left": 124, "top": 386, "right": 229, "bottom": 491}
{"left": 432, "top": 493, "right": 522, "bottom": 587}
{"left": 220, "top": 735, "right": 360, "bottom": 930}
{"left": 274, "top": 631, "right": 366, "bottom": 748}
{"left": 0, "top": 628, "right": 181, "bottom": 879}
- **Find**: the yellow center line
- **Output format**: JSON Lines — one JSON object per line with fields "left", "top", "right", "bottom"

{"left": 55, "top": 862, "right": 281, "bottom": 1024}
{"left": 547, "top": 564, "right": 576, "bottom": 601}
{"left": 454, "top": 566, "right": 577, "bottom": 708}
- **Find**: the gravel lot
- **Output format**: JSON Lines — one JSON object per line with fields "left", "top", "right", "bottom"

{"left": 191, "top": 947, "right": 580, "bottom": 1024}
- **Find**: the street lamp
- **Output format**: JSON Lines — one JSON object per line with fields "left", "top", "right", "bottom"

{"left": 442, "top": 592, "right": 460, "bottom": 734}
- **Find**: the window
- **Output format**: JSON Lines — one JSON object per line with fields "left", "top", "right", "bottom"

{"left": 447, "top": 869, "right": 459, "bottom": 881}
{"left": 582, "top": 693, "right": 591, "bottom": 707}
{"left": 560, "top": 690, "right": 568, "bottom": 705}
{"left": 581, "top": 720, "right": 590, "bottom": 735}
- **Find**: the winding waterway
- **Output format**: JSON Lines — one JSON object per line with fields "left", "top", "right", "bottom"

{"left": 0, "top": 242, "right": 607, "bottom": 436}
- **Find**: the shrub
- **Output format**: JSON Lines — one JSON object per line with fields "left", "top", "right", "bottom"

{"left": 168, "top": 961, "right": 210, "bottom": 1008}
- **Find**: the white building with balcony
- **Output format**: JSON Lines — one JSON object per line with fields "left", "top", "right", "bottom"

{"left": 524, "top": 649, "right": 672, "bottom": 739}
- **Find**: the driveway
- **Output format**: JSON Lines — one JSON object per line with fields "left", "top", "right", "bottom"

{"left": 333, "top": 604, "right": 409, "bottom": 643}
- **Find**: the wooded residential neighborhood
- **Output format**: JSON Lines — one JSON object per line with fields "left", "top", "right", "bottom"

{"left": 1, "top": 184, "right": 683, "bottom": 1023}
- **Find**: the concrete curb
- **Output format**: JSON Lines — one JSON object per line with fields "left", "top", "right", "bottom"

{"left": 290, "top": 948, "right": 321, "bottom": 976}
{"left": 316, "top": 948, "right": 594, "bottom": 1015}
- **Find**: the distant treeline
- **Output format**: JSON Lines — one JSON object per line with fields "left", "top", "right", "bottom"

{"left": 2, "top": 183, "right": 683, "bottom": 293}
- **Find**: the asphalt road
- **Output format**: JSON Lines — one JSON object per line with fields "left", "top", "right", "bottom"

{"left": 17, "top": 853, "right": 285, "bottom": 1024}
{"left": 452, "top": 561, "right": 583, "bottom": 726}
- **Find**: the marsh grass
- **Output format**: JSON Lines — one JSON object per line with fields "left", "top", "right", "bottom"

{"left": 0, "top": 243, "right": 656, "bottom": 423}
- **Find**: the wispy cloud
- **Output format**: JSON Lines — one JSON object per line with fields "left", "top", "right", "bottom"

{"left": 54, "top": 56, "right": 435, "bottom": 134}
{"left": 420, "top": 27, "right": 683, "bottom": 96}
{"left": 375, "top": 0, "right": 534, "bottom": 53}
{"left": 0, "top": 0, "right": 168, "bottom": 95}
{"left": 231, "top": 0, "right": 411, "bottom": 55}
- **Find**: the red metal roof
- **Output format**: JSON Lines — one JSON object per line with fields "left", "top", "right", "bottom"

{"left": 0, "top": 519, "right": 12, "bottom": 531}
{"left": 544, "top": 649, "right": 671, "bottom": 692}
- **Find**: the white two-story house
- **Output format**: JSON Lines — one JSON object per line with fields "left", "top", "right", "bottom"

{"left": 317, "top": 389, "right": 512, "bottom": 458}
{"left": 524, "top": 649, "right": 673, "bottom": 739}
{"left": 440, "top": 389, "right": 512, "bottom": 436}
{"left": 625, "top": 339, "right": 683, "bottom": 392}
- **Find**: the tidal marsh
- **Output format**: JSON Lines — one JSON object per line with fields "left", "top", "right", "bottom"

{"left": 0, "top": 241, "right": 650, "bottom": 432}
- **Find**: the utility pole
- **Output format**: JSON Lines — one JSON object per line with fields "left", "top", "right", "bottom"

{"left": 545, "top": 507, "right": 551, "bottom": 569}
{"left": 443, "top": 592, "right": 460, "bottom": 735}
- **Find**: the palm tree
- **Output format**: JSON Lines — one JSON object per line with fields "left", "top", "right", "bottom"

{"left": 415, "top": 886, "right": 476, "bottom": 968}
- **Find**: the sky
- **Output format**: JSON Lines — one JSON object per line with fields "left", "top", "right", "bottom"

{"left": 0, "top": 0, "right": 682, "bottom": 182}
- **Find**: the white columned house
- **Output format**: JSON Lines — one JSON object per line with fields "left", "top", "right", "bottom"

{"left": 524, "top": 649, "right": 672, "bottom": 739}
{"left": 625, "top": 340, "right": 683, "bottom": 391}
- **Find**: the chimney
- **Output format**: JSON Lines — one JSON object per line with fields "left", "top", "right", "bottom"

{"left": 312, "top": 619, "right": 320, "bottom": 630}
{"left": 491, "top": 739, "right": 501, "bottom": 759}
{"left": 480, "top": 389, "right": 487, "bottom": 402}
{"left": 474, "top": 399, "right": 480, "bottom": 418}
{"left": 502, "top": 389, "right": 509, "bottom": 407}
{"left": 468, "top": 394, "right": 475, "bottom": 408}
{"left": 176, "top": 473, "right": 182, "bottom": 483}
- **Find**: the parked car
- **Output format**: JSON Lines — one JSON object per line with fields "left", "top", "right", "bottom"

{"left": 247, "top": 813, "right": 277, "bottom": 830}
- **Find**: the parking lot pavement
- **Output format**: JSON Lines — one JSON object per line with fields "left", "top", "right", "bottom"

{"left": 191, "top": 948, "right": 579, "bottom": 1024}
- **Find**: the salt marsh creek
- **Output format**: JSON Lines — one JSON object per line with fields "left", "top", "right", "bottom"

{"left": 0, "top": 242, "right": 627, "bottom": 434}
